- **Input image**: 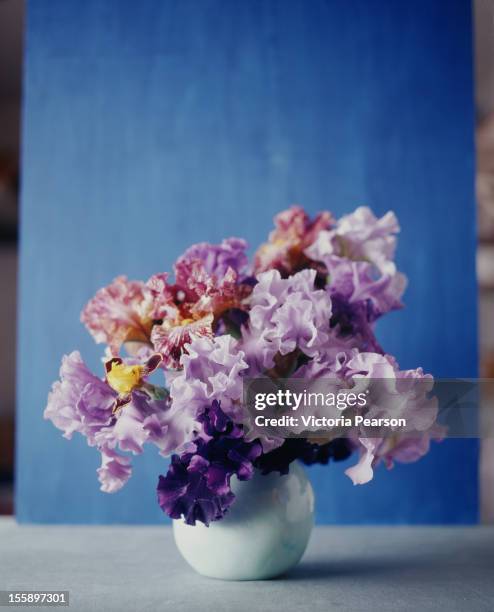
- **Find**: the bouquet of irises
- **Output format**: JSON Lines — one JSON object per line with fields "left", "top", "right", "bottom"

{"left": 45, "top": 206, "right": 439, "bottom": 526}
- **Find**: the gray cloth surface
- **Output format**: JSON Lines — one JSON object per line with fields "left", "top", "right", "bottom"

{"left": 1, "top": 518, "right": 494, "bottom": 612}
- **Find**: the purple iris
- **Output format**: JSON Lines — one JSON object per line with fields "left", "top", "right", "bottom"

{"left": 255, "top": 438, "right": 353, "bottom": 475}
{"left": 157, "top": 401, "right": 262, "bottom": 526}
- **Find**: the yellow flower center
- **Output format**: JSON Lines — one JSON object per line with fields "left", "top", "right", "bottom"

{"left": 106, "top": 363, "right": 144, "bottom": 395}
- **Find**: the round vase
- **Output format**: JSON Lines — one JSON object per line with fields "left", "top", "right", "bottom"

{"left": 173, "top": 461, "right": 314, "bottom": 580}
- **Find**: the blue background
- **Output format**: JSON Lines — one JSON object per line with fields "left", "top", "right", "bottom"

{"left": 16, "top": 0, "right": 478, "bottom": 523}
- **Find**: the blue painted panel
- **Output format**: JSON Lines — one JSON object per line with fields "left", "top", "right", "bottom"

{"left": 17, "top": 0, "right": 477, "bottom": 523}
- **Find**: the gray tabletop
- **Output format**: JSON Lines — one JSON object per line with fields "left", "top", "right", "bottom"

{"left": 1, "top": 518, "right": 494, "bottom": 612}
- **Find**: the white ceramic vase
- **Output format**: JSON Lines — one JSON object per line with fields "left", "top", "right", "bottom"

{"left": 173, "top": 461, "right": 314, "bottom": 580}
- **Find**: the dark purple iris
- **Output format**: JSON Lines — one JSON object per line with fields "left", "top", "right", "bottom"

{"left": 329, "top": 292, "right": 384, "bottom": 353}
{"left": 255, "top": 438, "right": 353, "bottom": 475}
{"left": 157, "top": 401, "right": 262, "bottom": 526}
